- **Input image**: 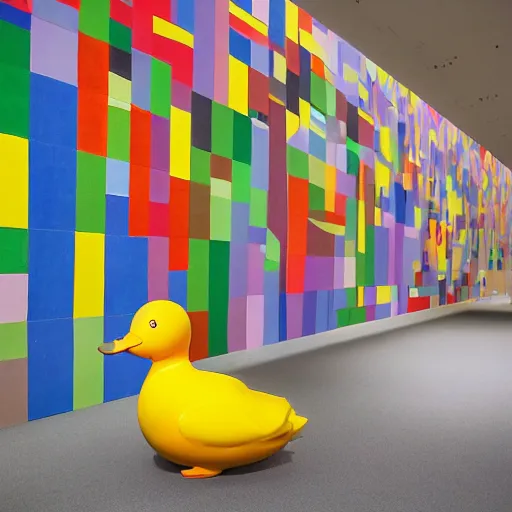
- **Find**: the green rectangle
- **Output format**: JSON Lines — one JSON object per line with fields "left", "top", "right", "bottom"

{"left": 211, "top": 102, "right": 233, "bottom": 158}
{"left": 345, "top": 287, "right": 357, "bottom": 308}
{"left": 79, "top": 0, "right": 110, "bottom": 42}
{"left": 187, "top": 239, "right": 209, "bottom": 312}
{"left": 76, "top": 151, "right": 106, "bottom": 233}
{"left": 336, "top": 309, "right": 350, "bottom": 328}
{"left": 347, "top": 147, "right": 360, "bottom": 176}
{"left": 232, "top": 112, "right": 251, "bottom": 164}
{"left": 107, "top": 106, "right": 130, "bottom": 161}
{"left": 73, "top": 317, "right": 104, "bottom": 410}
{"left": 0, "top": 228, "right": 28, "bottom": 274}
{"left": 151, "top": 59, "right": 172, "bottom": 119}
{"left": 0, "top": 63, "right": 29, "bottom": 138}
{"left": 0, "top": 322, "right": 27, "bottom": 361}
{"left": 190, "top": 147, "right": 211, "bottom": 185}
{"left": 109, "top": 19, "right": 132, "bottom": 53}
{"left": 310, "top": 73, "right": 327, "bottom": 114}
{"left": 287, "top": 146, "right": 309, "bottom": 179}
{"left": 0, "top": 22, "right": 29, "bottom": 69}
{"left": 208, "top": 241, "right": 230, "bottom": 357}
{"left": 309, "top": 183, "right": 324, "bottom": 211}
{"left": 365, "top": 225, "right": 375, "bottom": 286}
{"left": 326, "top": 81, "right": 336, "bottom": 116}
{"left": 210, "top": 196, "right": 231, "bottom": 241}
{"left": 349, "top": 307, "right": 366, "bottom": 326}
{"left": 232, "top": 162, "right": 251, "bottom": 203}
{"left": 249, "top": 188, "right": 267, "bottom": 227}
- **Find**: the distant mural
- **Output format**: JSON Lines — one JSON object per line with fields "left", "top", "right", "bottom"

{"left": 0, "top": 0, "right": 511, "bottom": 428}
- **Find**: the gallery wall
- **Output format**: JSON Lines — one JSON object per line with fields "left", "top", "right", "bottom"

{"left": 0, "top": 0, "right": 511, "bottom": 428}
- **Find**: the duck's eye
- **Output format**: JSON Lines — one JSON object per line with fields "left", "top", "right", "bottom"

{"left": 149, "top": 320, "right": 157, "bottom": 328}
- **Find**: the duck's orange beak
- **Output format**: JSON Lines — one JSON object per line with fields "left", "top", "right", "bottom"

{"left": 98, "top": 332, "right": 142, "bottom": 355}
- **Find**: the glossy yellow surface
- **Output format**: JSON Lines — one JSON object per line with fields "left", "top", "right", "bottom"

{"left": 99, "top": 300, "right": 308, "bottom": 478}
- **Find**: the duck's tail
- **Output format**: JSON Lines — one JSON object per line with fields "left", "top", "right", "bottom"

{"left": 289, "top": 410, "right": 308, "bottom": 441}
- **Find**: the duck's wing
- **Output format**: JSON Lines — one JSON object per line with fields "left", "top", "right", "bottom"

{"left": 178, "top": 391, "right": 293, "bottom": 448}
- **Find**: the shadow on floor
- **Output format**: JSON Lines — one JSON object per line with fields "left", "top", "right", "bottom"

{"left": 153, "top": 449, "right": 295, "bottom": 477}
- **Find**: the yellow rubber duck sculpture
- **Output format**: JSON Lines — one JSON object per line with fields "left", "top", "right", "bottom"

{"left": 98, "top": 300, "right": 308, "bottom": 479}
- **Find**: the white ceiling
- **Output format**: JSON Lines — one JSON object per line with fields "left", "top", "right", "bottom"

{"left": 295, "top": 0, "right": 512, "bottom": 168}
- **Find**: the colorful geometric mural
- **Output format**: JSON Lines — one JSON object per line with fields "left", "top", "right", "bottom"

{"left": 0, "top": 0, "right": 511, "bottom": 428}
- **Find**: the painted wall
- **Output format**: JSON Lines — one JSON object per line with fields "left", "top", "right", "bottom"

{"left": 0, "top": 0, "right": 511, "bottom": 429}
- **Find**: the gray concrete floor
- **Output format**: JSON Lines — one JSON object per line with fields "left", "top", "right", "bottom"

{"left": 1, "top": 311, "right": 512, "bottom": 512}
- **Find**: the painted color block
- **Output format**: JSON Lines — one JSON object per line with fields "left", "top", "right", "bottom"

{"left": 79, "top": 0, "right": 110, "bottom": 42}
{"left": 105, "top": 235, "right": 148, "bottom": 316}
{"left": 0, "top": 134, "right": 28, "bottom": 229}
{"left": 28, "top": 230, "right": 75, "bottom": 322}
{"left": 108, "top": 106, "right": 131, "bottom": 161}
{"left": 76, "top": 151, "right": 106, "bottom": 233}
{"left": 0, "top": 322, "right": 27, "bottom": 361}
{"left": 30, "top": 17, "right": 78, "bottom": 86}
{"left": 28, "top": 318, "right": 74, "bottom": 420}
{"left": 74, "top": 232, "right": 105, "bottom": 318}
{"left": 29, "top": 142, "right": 76, "bottom": 231}
{"left": 0, "top": 274, "right": 28, "bottom": 324}
{"left": 0, "top": 358, "right": 28, "bottom": 428}
{"left": 0, "top": 61, "right": 30, "bottom": 138}
{"left": 30, "top": 74, "right": 77, "bottom": 148}
{"left": 73, "top": 317, "right": 104, "bottom": 410}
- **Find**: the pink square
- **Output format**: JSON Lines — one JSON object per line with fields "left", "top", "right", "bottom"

{"left": 0, "top": 274, "right": 28, "bottom": 324}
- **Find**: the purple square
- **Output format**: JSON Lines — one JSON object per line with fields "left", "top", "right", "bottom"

{"left": 151, "top": 115, "right": 170, "bottom": 172}
{"left": 150, "top": 169, "right": 170, "bottom": 204}
{"left": 304, "top": 256, "right": 334, "bottom": 292}
{"left": 364, "top": 286, "right": 376, "bottom": 306}
{"left": 31, "top": 17, "right": 77, "bottom": 86}
{"left": 172, "top": 80, "right": 191, "bottom": 112}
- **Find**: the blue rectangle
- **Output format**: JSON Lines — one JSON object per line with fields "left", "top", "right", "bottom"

{"left": 232, "top": 0, "right": 252, "bottom": 12}
{"left": 302, "top": 291, "right": 316, "bottom": 337}
{"left": 394, "top": 181, "right": 406, "bottom": 224}
{"left": 28, "top": 318, "right": 73, "bottom": 420}
{"left": 327, "top": 290, "right": 337, "bottom": 330}
{"left": 374, "top": 226, "right": 388, "bottom": 285}
{"left": 177, "top": 0, "right": 194, "bottom": 33}
{"left": 229, "top": 28, "right": 251, "bottom": 66}
{"left": 103, "top": 315, "right": 151, "bottom": 403}
{"left": 106, "top": 195, "right": 129, "bottom": 235}
{"left": 263, "top": 270, "right": 279, "bottom": 345}
{"left": 333, "top": 288, "right": 347, "bottom": 309}
{"left": 28, "top": 229, "right": 75, "bottom": 321}
{"left": 131, "top": 49, "right": 151, "bottom": 111}
{"left": 278, "top": 292, "right": 287, "bottom": 341}
{"left": 0, "top": 2, "right": 31, "bottom": 29}
{"left": 169, "top": 270, "right": 187, "bottom": 309}
{"left": 309, "top": 130, "right": 326, "bottom": 161}
{"left": 105, "top": 235, "right": 148, "bottom": 316}
{"left": 29, "top": 141, "right": 76, "bottom": 231}
{"left": 30, "top": 74, "right": 77, "bottom": 148}
{"left": 231, "top": 202, "right": 249, "bottom": 244}
{"left": 269, "top": 0, "right": 285, "bottom": 48}
{"left": 374, "top": 303, "right": 391, "bottom": 320}
{"left": 315, "top": 290, "right": 329, "bottom": 333}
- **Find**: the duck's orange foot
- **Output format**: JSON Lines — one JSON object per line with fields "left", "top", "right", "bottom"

{"left": 181, "top": 467, "right": 222, "bottom": 479}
